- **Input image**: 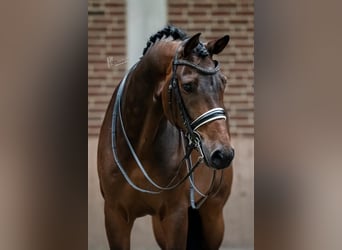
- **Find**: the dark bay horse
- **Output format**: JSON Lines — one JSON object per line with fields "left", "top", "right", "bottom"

{"left": 98, "top": 26, "right": 234, "bottom": 250}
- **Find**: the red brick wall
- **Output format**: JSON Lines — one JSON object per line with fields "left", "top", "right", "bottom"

{"left": 88, "top": 0, "right": 254, "bottom": 136}
{"left": 88, "top": 0, "right": 126, "bottom": 135}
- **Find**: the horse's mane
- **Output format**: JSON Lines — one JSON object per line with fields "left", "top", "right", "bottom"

{"left": 142, "top": 25, "right": 209, "bottom": 57}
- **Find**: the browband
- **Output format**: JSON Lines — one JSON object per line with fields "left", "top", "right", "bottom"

{"left": 173, "top": 59, "right": 220, "bottom": 75}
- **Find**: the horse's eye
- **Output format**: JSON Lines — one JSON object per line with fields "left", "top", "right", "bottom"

{"left": 182, "top": 83, "right": 193, "bottom": 93}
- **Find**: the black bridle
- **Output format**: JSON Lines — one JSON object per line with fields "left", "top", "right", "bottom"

{"left": 111, "top": 42, "right": 227, "bottom": 208}
{"left": 168, "top": 43, "right": 227, "bottom": 157}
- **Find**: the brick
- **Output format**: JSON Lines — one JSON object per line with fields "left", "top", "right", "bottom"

{"left": 104, "top": 3, "right": 124, "bottom": 7}
{"left": 236, "top": 11, "right": 254, "bottom": 15}
{"left": 169, "top": 3, "right": 189, "bottom": 8}
{"left": 88, "top": 10, "right": 105, "bottom": 16}
{"left": 188, "top": 11, "right": 207, "bottom": 15}
{"left": 217, "top": 3, "right": 237, "bottom": 8}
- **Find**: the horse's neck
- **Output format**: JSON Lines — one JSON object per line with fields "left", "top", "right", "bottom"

{"left": 122, "top": 42, "right": 180, "bottom": 155}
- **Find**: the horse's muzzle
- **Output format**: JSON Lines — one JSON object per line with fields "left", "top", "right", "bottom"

{"left": 209, "top": 147, "right": 234, "bottom": 169}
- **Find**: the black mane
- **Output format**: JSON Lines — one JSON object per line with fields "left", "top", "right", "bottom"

{"left": 142, "top": 25, "right": 209, "bottom": 57}
{"left": 142, "top": 25, "right": 187, "bottom": 55}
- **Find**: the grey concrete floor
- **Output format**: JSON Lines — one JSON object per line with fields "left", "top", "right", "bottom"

{"left": 88, "top": 136, "right": 254, "bottom": 250}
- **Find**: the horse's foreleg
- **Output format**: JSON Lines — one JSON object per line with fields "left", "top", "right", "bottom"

{"left": 152, "top": 215, "right": 166, "bottom": 248}
{"left": 198, "top": 209, "right": 225, "bottom": 250}
{"left": 152, "top": 208, "right": 188, "bottom": 250}
{"left": 104, "top": 203, "right": 134, "bottom": 250}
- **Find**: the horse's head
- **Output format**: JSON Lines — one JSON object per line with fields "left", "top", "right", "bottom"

{"left": 161, "top": 33, "right": 234, "bottom": 169}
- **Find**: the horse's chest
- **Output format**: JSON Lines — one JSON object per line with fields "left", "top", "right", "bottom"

{"left": 122, "top": 186, "right": 188, "bottom": 218}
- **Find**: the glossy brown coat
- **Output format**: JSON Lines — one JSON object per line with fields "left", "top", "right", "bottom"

{"left": 98, "top": 32, "right": 233, "bottom": 250}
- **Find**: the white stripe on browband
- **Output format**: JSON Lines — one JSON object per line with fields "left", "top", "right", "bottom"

{"left": 191, "top": 108, "right": 225, "bottom": 125}
{"left": 192, "top": 115, "right": 226, "bottom": 131}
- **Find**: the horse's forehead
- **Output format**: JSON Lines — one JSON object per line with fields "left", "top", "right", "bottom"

{"left": 179, "top": 58, "right": 217, "bottom": 77}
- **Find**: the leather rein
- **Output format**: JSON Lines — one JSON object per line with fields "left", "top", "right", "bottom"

{"left": 111, "top": 42, "right": 227, "bottom": 209}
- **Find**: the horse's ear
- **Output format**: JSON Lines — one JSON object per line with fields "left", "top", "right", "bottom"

{"left": 206, "top": 35, "right": 230, "bottom": 55}
{"left": 183, "top": 33, "right": 201, "bottom": 58}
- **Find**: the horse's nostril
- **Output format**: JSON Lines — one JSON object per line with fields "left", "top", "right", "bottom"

{"left": 210, "top": 148, "right": 234, "bottom": 169}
